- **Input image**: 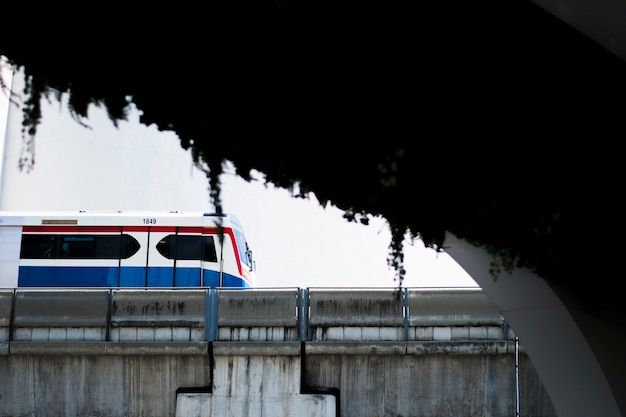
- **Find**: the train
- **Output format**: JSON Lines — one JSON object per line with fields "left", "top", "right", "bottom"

{"left": 0, "top": 211, "right": 257, "bottom": 289}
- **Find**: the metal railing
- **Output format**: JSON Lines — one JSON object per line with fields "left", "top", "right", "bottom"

{"left": 0, "top": 287, "right": 510, "bottom": 343}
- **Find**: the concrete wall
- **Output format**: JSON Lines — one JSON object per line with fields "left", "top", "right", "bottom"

{"left": 0, "top": 288, "right": 556, "bottom": 417}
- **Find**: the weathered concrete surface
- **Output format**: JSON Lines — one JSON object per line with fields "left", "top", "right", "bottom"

{"left": 0, "top": 289, "right": 557, "bottom": 416}
{"left": 176, "top": 355, "right": 337, "bottom": 417}
{"left": 0, "top": 352, "right": 211, "bottom": 417}
{"left": 0, "top": 341, "right": 555, "bottom": 417}
{"left": 303, "top": 343, "right": 553, "bottom": 417}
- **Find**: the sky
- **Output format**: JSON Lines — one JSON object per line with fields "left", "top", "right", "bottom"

{"left": 0, "top": 59, "right": 477, "bottom": 289}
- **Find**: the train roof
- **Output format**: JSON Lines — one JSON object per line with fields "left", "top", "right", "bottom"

{"left": 0, "top": 211, "right": 239, "bottom": 228}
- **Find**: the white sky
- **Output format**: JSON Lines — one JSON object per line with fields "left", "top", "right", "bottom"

{"left": 0, "top": 61, "right": 477, "bottom": 288}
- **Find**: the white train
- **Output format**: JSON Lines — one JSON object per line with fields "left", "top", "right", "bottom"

{"left": 0, "top": 211, "right": 256, "bottom": 288}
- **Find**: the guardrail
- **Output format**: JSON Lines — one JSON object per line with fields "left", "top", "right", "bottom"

{"left": 0, "top": 287, "right": 511, "bottom": 345}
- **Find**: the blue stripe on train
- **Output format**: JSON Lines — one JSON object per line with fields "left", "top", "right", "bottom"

{"left": 18, "top": 266, "right": 249, "bottom": 288}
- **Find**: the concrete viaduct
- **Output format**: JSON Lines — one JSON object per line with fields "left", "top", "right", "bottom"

{"left": 0, "top": 287, "right": 555, "bottom": 417}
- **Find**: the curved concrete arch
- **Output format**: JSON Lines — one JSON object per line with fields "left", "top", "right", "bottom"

{"left": 465, "top": 1, "right": 626, "bottom": 414}
{"left": 444, "top": 233, "right": 623, "bottom": 417}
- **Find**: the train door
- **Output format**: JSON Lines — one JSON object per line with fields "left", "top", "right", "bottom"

{"left": 200, "top": 231, "right": 222, "bottom": 287}
{"left": 119, "top": 226, "right": 150, "bottom": 287}
{"left": 147, "top": 227, "right": 205, "bottom": 287}
{"left": 146, "top": 226, "right": 177, "bottom": 287}
{"left": 169, "top": 228, "right": 203, "bottom": 287}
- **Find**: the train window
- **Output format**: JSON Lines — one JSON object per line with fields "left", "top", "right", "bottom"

{"left": 232, "top": 228, "right": 253, "bottom": 269}
{"left": 176, "top": 235, "right": 202, "bottom": 260}
{"left": 156, "top": 235, "right": 173, "bottom": 258}
{"left": 203, "top": 236, "right": 217, "bottom": 262}
{"left": 20, "top": 235, "right": 56, "bottom": 258}
{"left": 20, "top": 234, "right": 140, "bottom": 259}
{"left": 60, "top": 236, "right": 95, "bottom": 257}
{"left": 122, "top": 235, "right": 140, "bottom": 259}
{"left": 156, "top": 235, "right": 218, "bottom": 262}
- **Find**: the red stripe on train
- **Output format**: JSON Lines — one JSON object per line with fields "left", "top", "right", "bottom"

{"left": 22, "top": 226, "right": 224, "bottom": 234}
{"left": 23, "top": 226, "right": 126, "bottom": 233}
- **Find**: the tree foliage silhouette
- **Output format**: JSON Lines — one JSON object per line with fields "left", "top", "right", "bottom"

{"left": 1, "top": 0, "right": 625, "bottom": 309}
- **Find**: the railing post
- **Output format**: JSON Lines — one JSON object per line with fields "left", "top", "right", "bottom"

{"left": 403, "top": 287, "right": 409, "bottom": 341}
{"left": 8, "top": 289, "right": 16, "bottom": 342}
{"left": 502, "top": 316, "right": 510, "bottom": 340}
{"left": 106, "top": 288, "right": 112, "bottom": 342}
{"left": 205, "top": 288, "right": 218, "bottom": 341}
{"left": 298, "top": 288, "right": 309, "bottom": 342}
